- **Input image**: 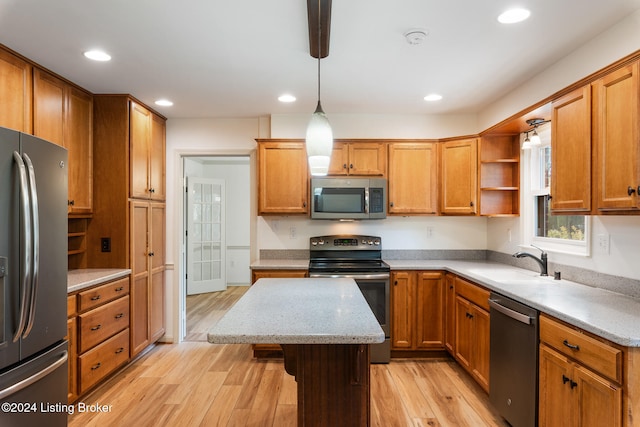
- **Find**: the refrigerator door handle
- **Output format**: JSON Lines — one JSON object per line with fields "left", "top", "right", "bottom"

{"left": 0, "top": 350, "right": 67, "bottom": 401}
{"left": 11, "top": 152, "right": 32, "bottom": 343}
{"left": 21, "top": 153, "right": 40, "bottom": 339}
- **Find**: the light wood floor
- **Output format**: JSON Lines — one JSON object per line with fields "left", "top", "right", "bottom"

{"left": 185, "top": 286, "right": 249, "bottom": 341}
{"left": 69, "top": 287, "right": 509, "bottom": 427}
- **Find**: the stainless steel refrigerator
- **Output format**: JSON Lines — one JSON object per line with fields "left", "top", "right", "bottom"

{"left": 0, "top": 127, "right": 68, "bottom": 426}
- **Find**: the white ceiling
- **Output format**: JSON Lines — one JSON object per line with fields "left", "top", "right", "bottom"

{"left": 1, "top": 0, "right": 639, "bottom": 119}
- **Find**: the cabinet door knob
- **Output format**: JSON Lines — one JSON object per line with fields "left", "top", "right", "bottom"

{"left": 148, "top": 252, "right": 155, "bottom": 257}
{"left": 343, "top": 163, "right": 347, "bottom": 169}
{"left": 470, "top": 201, "right": 474, "bottom": 207}
{"left": 389, "top": 202, "right": 394, "bottom": 207}
{"left": 628, "top": 186, "right": 637, "bottom": 196}
{"left": 350, "top": 163, "right": 353, "bottom": 169}
{"left": 303, "top": 201, "right": 307, "bottom": 208}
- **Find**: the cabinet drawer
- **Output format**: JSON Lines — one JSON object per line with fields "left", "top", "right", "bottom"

{"left": 67, "top": 295, "right": 77, "bottom": 318}
{"left": 78, "top": 328, "right": 129, "bottom": 394}
{"left": 540, "top": 314, "right": 622, "bottom": 383}
{"left": 78, "top": 296, "right": 130, "bottom": 353}
{"left": 78, "top": 277, "right": 130, "bottom": 312}
{"left": 454, "top": 277, "right": 490, "bottom": 311}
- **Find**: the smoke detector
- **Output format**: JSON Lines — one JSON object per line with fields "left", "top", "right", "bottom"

{"left": 404, "top": 28, "right": 429, "bottom": 45}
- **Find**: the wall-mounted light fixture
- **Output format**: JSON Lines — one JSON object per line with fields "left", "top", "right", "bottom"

{"left": 521, "top": 118, "right": 549, "bottom": 150}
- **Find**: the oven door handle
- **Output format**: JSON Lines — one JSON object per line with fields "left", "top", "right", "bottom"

{"left": 309, "top": 273, "right": 390, "bottom": 280}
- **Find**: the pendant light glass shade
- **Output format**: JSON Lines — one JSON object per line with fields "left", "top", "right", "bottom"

{"left": 529, "top": 129, "right": 541, "bottom": 146}
{"left": 306, "top": 101, "right": 333, "bottom": 176}
{"left": 522, "top": 132, "right": 533, "bottom": 150}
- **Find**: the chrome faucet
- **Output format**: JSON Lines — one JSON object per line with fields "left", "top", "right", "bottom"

{"left": 513, "top": 244, "right": 548, "bottom": 276}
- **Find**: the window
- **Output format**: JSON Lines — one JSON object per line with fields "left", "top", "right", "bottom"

{"left": 522, "top": 124, "right": 589, "bottom": 255}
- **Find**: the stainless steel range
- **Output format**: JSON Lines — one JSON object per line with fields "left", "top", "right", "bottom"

{"left": 308, "top": 235, "right": 391, "bottom": 363}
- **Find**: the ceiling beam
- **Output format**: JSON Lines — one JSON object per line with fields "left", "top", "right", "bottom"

{"left": 307, "top": 0, "right": 331, "bottom": 58}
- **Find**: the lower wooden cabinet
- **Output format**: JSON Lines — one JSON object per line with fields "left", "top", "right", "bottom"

{"left": 251, "top": 269, "right": 307, "bottom": 357}
{"left": 453, "top": 277, "right": 490, "bottom": 392}
{"left": 444, "top": 273, "right": 456, "bottom": 354}
{"left": 539, "top": 314, "right": 622, "bottom": 427}
{"left": 67, "top": 276, "right": 131, "bottom": 402}
{"left": 391, "top": 271, "right": 445, "bottom": 352}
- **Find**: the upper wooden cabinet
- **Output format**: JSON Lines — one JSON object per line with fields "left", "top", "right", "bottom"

{"left": 0, "top": 47, "right": 32, "bottom": 133}
{"left": 479, "top": 135, "right": 520, "bottom": 216}
{"left": 550, "top": 85, "right": 592, "bottom": 213}
{"left": 388, "top": 142, "right": 438, "bottom": 215}
{"left": 33, "top": 68, "right": 65, "bottom": 146}
{"left": 130, "top": 101, "right": 166, "bottom": 201}
{"left": 441, "top": 138, "right": 478, "bottom": 215}
{"left": 328, "top": 141, "right": 387, "bottom": 176}
{"left": 257, "top": 140, "right": 309, "bottom": 215}
{"left": 593, "top": 61, "right": 640, "bottom": 212}
{"left": 33, "top": 68, "right": 93, "bottom": 214}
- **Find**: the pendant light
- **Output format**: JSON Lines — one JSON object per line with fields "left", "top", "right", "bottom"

{"left": 306, "top": 0, "right": 333, "bottom": 176}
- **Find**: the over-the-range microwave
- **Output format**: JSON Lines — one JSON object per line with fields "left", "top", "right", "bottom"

{"left": 310, "top": 177, "right": 387, "bottom": 220}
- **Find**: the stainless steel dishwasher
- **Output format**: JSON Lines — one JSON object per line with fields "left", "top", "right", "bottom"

{"left": 489, "top": 293, "right": 539, "bottom": 427}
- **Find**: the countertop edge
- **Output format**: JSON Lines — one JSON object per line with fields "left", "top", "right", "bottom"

{"left": 68, "top": 268, "right": 132, "bottom": 293}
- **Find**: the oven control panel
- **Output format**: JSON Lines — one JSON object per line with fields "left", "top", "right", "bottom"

{"left": 310, "top": 235, "right": 381, "bottom": 249}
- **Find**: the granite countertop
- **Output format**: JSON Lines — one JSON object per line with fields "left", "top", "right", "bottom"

{"left": 68, "top": 268, "right": 132, "bottom": 293}
{"left": 207, "top": 278, "right": 385, "bottom": 345}
{"left": 250, "top": 258, "right": 640, "bottom": 347}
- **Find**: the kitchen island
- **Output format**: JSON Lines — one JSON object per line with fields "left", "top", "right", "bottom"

{"left": 208, "top": 278, "right": 385, "bottom": 427}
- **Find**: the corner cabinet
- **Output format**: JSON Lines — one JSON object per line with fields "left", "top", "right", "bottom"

{"left": 89, "top": 95, "right": 167, "bottom": 357}
{"left": 387, "top": 142, "right": 438, "bottom": 215}
{"left": 441, "top": 138, "right": 478, "bottom": 215}
{"left": 257, "top": 140, "right": 309, "bottom": 215}
{"left": 550, "top": 85, "right": 592, "bottom": 213}
{"left": 593, "top": 61, "right": 640, "bottom": 212}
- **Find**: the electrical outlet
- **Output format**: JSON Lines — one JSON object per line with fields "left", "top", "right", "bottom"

{"left": 596, "top": 233, "right": 610, "bottom": 254}
{"left": 101, "top": 237, "right": 111, "bottom": 252}
{"left": 425, "top": 226, "right": 434, "bottom": 238}
{"left": 289, "top": 226, "right": 297, "bottom": 239}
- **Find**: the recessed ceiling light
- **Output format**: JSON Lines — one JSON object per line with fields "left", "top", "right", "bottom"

{"left": 278, "top": 94, "right": 296, "bottom": 103}
{"left": 497, "top": 8, "right": 531, "bottom": 24}
{"left": 424, "top": 94, "right": 443, "bottom": 102}
{"left": 155, "top": 99, "right": 173, "bottom": 107}
{"left": 83, "top": 50, "right": 111, "bottom": 61}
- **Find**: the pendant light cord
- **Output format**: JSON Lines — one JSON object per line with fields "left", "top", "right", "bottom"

{"left": 317, "top": 0, "right": 322, "bottom": 110}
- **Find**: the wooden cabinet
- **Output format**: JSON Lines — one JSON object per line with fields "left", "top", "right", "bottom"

{"left": 387, "top": 142, "right": 438, "bottom": 215}
{"left": 444, "top": 273, "right": 456, "bottom": 354}
{"left": 130, "top": 201, "right": 166, "bottom": 357}
{"left": 391, "top": 271, "right": 445, "bottom": 351}
{"left": 0, "top": 47, "right": 32, "bottom": 133}
{"left": 130, "top": 102, "right": 166, "bottom": 200}
{"left": 453, "top": 277, "right": 490, "bottom": 392}
{"left": 479, "top": 135, "right": 520, "bottom": 216}
{"left": 251, "top": 269, "right": 308, "bottom": 357}
{"left": 539, "top": 314, "right": 622, "bottom": 427}
{"left": 593, "top": 61, "right": 640, "bottom": 212}
{"left": 89, "top": 96, "right": 166, "bottom": 357}
{"left": 328, "top": 141, "right": 387, "bottom": 176}
{"left": 441, "top": 138, "right": 478, "bottom": 215}
{"left": 257, "top": 140, "right": 309, "bottom": 215}
{"left": 70, "top": 276, "right": 131, "bottom": 397}
{"left": 66, "top": 295, "right": 78, "bottom": 403}
{"left": 33, "top": 68, "right": 93, "bottom": 214}
{"left": 550, "top": 85, "right": 592, "bottom": 213}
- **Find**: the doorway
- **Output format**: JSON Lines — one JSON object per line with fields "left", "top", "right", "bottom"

{"left": 182, "top": 156, "right": 251, "bottom": 341}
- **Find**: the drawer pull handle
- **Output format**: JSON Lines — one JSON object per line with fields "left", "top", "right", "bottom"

{"left": 115, "top": 287, "right": 124, "bottom": 292}
{"left": 91, "top": 324, "right": 102, "bottom": 331}
{"left": 563, "top": 339, "right": 580, "bottom": 351}
{"left": 114, "top": 313, "right": 124, "bottom": 319}
{"left": 115, "top": 347, "right": 125, "bottom": 354}
{"left": 90, "top": 295, "right": 101, "bottom": 301}
{"left": 91, "top": 363, "right": 101, "bottom": 371}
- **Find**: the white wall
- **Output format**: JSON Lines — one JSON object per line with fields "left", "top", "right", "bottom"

{"left": 162, "top": 11, "right": 640, "bottom": 341}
